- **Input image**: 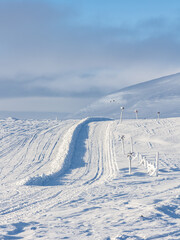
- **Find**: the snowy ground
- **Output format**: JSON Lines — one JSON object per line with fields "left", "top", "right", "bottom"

{"left": 0, "top": 117, "right": 180, "bottom": 239}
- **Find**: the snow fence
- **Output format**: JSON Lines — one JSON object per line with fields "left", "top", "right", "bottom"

{"left": 138, "top": 152, "right": 159, "bottom": 176}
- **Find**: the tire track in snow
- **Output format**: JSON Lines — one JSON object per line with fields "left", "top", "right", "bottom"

{"left": 105, "top": 123, "right": 119, "bottom": 180}
{"left": 32, "top": 120, "right": 119, "bottom": 214}
{"left": 81, "top": 121, "right": 118, "bottom": 185}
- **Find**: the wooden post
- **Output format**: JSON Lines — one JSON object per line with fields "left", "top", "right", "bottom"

{"left": 127, "top": 152, "right": 132, "bottom": 174}
{"left": 120, "top": 107, "right": 124, "bottom": 123}
{"left": 157, "top": 112, "right": 160, "bottom": 120}
{"left": 129, "top": 154, "right": 132, "bottom": 174}
{"left": 121, "top": 135, "right": 125, "bottom": 154}
{"left": 135, "top": 110, "right": 138, "bottom": 119}
{"left": 130, "top": 137, "right": 133, "bottom": 153}
{"left": 156, "top": 152, "right": 159, "bottom": 176}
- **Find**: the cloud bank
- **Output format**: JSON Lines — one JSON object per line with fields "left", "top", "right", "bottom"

{"left": 0, "top": 0, "right": 180, "bottom": 112}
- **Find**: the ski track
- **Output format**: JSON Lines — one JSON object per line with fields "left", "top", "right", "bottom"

{"left": 0, "top": 117, "right": 180, "bottom": 239}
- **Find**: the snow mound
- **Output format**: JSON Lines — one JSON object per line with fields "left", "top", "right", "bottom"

{"left": 75, "top": 72, "right": 180, "bottom": 119}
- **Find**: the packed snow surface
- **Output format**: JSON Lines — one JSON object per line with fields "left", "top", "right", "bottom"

{"left": 76, "top": 73, "right": 180, "bottom": 119}
{"left": 0, "top": 117, "right": 180, "bottom": 239}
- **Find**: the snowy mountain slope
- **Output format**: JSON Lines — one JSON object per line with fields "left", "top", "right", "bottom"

{"left": 0, "top": 117, "right": 180, "bottom": 239}
{"left": 75, "top": 72, "right": 180, "bottom": 119}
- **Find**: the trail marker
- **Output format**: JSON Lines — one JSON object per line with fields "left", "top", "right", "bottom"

{"left": 130, "top": 137, "right": 134, "bottom": 153}
{"left": 157, "top": 112, "right": 160, "bottom": 120}
{"left": 127, "top": 152, "right": 134, "bottom": 174}
{"left": 120, "top": 135, "right": 125, "bottom": 154}
{"left": 156, "top": 152, "right": 159, "bottom": 176}
{"left": 134, "top": 110, "right": 138, "bottom": 119}
{"left": 120, "top": 106, "right": 124, "bottom": 123}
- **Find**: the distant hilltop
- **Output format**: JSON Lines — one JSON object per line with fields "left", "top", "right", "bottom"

{"left": 74, "top": 72, "right": 180, "bottom": 119}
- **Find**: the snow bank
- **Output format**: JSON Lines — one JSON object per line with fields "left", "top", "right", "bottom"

{"left": 23, "top": 117, "right": 109, "bottom": 186}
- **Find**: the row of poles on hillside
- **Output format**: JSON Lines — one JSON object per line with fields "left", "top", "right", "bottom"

{"left": 119, "top": 106, "right": 161, "bottom": 123}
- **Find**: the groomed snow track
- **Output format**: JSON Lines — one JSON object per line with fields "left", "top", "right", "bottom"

{"left": 23, "top": 117, "right": 119, "bottom": 186}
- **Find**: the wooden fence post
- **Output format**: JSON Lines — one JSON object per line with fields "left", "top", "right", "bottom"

{"left": 156, "top": 152, "right": 159, "bottom": 176}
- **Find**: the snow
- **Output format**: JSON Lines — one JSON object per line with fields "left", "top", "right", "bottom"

{"left": 75, "top": 73, "right": 180, "bottom": 119}
{"left": 0, "top": 116, "right": 180, "bottom": 239}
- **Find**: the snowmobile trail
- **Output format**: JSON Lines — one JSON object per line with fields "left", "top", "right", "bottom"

{"left": 81, "top": 121, "right": 119, "bottom": 185}
{"left": 55, "top": 118, "right": 119, "bottom": 186}
{"left": 23, "top": 117, "right": 117, "bottom": 187}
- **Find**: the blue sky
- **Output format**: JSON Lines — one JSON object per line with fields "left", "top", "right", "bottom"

{"left": 72, "top": 0, "right": 180, "bottom": 26}
{"left": 0, "top": 0, "right": 180, "bottom": 114}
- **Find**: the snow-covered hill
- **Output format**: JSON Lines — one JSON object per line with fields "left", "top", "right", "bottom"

{"left": 75, "top": 73, "right": 180, "bottom": 119}
{"left": 0, "top": 117, "right": 180, "bottom": 239}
